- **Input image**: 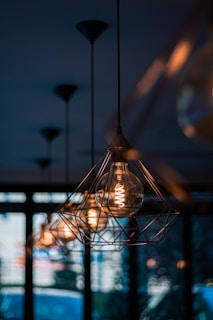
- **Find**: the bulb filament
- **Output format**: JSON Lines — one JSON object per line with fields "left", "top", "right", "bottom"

{"left": 88, "top": 209, "right": 98, "bottom": 228}
{"left": 114, "top": 183, "right": 125, "bottom": 208}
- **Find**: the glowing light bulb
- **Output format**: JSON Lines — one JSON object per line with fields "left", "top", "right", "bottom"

{"left": 95, "top": 162, "right": 144, "bottom": 218}
{"left": 76, "top": 193, "right": 108, "bottom": 233}
{"left": 39, "top": 224, "right": 55, "bottom": 247}
{"left": 55, "top": 217, "right": 78, "bottom": 242}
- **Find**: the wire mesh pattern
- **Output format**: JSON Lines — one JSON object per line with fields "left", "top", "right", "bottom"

{"left": 34, "top": 144, "right": 180, "bottom": 251}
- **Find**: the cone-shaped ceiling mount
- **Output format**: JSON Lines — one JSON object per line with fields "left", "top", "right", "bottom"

{"left": 37, "top": 157, "right": 51, "bottom": 169}
{"left": 53, "top": 84, "right": 78, "bottom": 103}
{"left": 109, "top": 126, "right": 130, "bottom": 149}
{"left": 41, "top": 128, "right": 61, "bottom": 142}
{"left": 76, "top": 20, "right": 108, "bottom": 43}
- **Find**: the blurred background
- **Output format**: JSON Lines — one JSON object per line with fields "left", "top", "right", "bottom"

{"left": 0, "top": 0, "right": 213, "bottom": 319}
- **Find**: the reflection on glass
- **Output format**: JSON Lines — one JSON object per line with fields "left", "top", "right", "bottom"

{"left": 192, "top": 216, "right": 213, "bottom": 318}
{"left": 138, "top": 217, "right": 185, "bottom": 319}
{"left": 0, "top": 212, "right": 26, "bottom": 319}
{"left": 33, "top": 213, "right": 84, "bottom": 320}
{"left": 91, "top": 249, "right": 129, "bottom": 319}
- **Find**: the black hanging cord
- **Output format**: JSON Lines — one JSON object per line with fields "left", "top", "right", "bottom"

{"left": 116, "top": 0, "right": 122, "bottom": 134}
{"left": 65, "top": 101, "right": 69, "bottom": 183}
{"left": 90, "top": 42, "right": 95, "bottom": 167}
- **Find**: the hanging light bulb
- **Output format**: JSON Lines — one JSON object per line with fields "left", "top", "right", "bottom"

{"left": 39, "top": 223, "right": 56, "bottom": 247}
{"left": 53, "top": 215, "right": 79, "bottom": 242}
{"left": 95, "top": 130, "right": 144, "bottom": 218}
{"left": 76, "top": 192, "right": 108, "bottom": 233}
{"left": 95, "top": 161, "right": 144, "bottom": 218}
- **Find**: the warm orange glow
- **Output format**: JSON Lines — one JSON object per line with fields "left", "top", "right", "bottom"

{"left": 39, "top": 228, "right": 55, "bottom": 247}
{"left": 183, "top": 124, "right": 196, "bottom": 138}
{"left": 77, "top": 193, "right": 108, "bottom": 233}
{"left": 146, "top": 258, "right": 157, "bottom": 268}
{"left": 166, "top": 40, "right": 192, "bottom": 77}
{"left": 126, "top": 148, "right": 140, "bottom": 160}
{"left": 177, "top": 260, "right": 187, "bottom": 269}
{"left": 136, "top": 59, "right": 165, "bottom": 95}
{"left": 55, "top": 218, "right": 78, "bottom": 241}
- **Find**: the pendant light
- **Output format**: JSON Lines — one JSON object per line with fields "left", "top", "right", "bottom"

{"left": 50, "top": 85, "right": 79, "bottom": 244}
{"left": 94, "top": 0, "right": 144, "bottom": 218}
{"left": 75, "top": 20, "right": 109, "bottom": 235}
{"left": 95, "top": 1, "right": 144, "bottom": 218}
{"left": 44, "top": 0, "right": 180, "bottom": 249}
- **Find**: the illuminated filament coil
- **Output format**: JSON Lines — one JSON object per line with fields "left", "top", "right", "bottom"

{"left": 114, "top": 183, "right": 125, "bottom": 208}
{"left": 87, "top": 209, "right": 98, "bottom": 228}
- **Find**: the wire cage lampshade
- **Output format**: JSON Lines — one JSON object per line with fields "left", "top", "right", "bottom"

{"left": 46, "top": 125, "right": 180, "bottom": 251}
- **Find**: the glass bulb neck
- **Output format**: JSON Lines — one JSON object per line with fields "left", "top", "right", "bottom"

{"left": 111, "top": 161, "right": 128, "bottom": 173}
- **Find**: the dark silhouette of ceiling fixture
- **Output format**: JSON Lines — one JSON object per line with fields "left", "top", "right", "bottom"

{"left": 40, "top": 127, "right": 61, "bottom": 182}
{"left": 53, "top": 84, "right": 78, "bottom": 183}
{"left": 36, "top": 157, "right": 51, "bottom": 182}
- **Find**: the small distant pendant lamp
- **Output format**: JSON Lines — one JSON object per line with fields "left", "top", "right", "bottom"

{"left": 36, "top": 157, "right": 51, "bottom": 182}
{"left": 40, "top": 127, "right": 61, "bottom": 182}
{"left": 50, "top": 85, "right": 79, "bottom": 243}
{"left": 39, "top": 222, "right": 56, "bottom": 247}
{"left": 34, "top": 130, "right": 60, "bottom": 248}
{"left": 53, "top": 84, "right": 77, "bottom": 183}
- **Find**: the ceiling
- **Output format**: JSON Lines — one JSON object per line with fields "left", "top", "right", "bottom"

{"left": 0, "top": 0, "right": 213, "bottom": 189}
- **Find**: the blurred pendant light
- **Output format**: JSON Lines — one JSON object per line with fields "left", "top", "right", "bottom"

{"left": 39, "top": 223, "right": 56, "bottom": 247}
{"left": 36, "top": 214, "right": 57, "bottom": 248}
{"left": 53, "top": 84, "right": 78, "bottom": 183}
{"left": 35, "top": 86, "right": 78, "bottom": 248}
{"left": 76, "top": 191, "right": 108, "bottom": 233}
{"left": 51, "top": 211, "right": 79, "bottom": 242}
{"left": 177, "top": 2, "right": 213, "bottom": 148}
{"left": 75, "top": 20, "right": 109, "bottom": 234}
{"left": 51, "top": 85, "right": 79, "bottom": 243}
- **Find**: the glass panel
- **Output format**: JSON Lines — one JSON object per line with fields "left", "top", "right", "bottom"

{"left": 92, "top": 248, "right": 129, "bottom": 319}
{"left": 33, "top": 213, "right": 84, "bottom": 320}
{"left": 0, "top": 192, "right": 26, "bottom": 203}
{"left": 192, "top": 215, "right": 213, "bottom": 319}
{"left": 138, "top": 216, "right": 184, "bottom": 319}
{"left": 32, "top": 192, "right": 84, "bottom": 204}
{"left": 0, "top": 212, "right": 26, "bottom": 319}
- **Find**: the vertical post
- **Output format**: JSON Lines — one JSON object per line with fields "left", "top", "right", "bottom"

{"left": 24, "top": 191, "right": 33, "bottom": 320}
{"left": 129, "top": 245, "right": 138, "bottom": 320}
{"left": 84, "top": 241, "right": 92, "bottom": 320}
{"left": 183, "top": 211, "right": 193, "bottom": 320}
